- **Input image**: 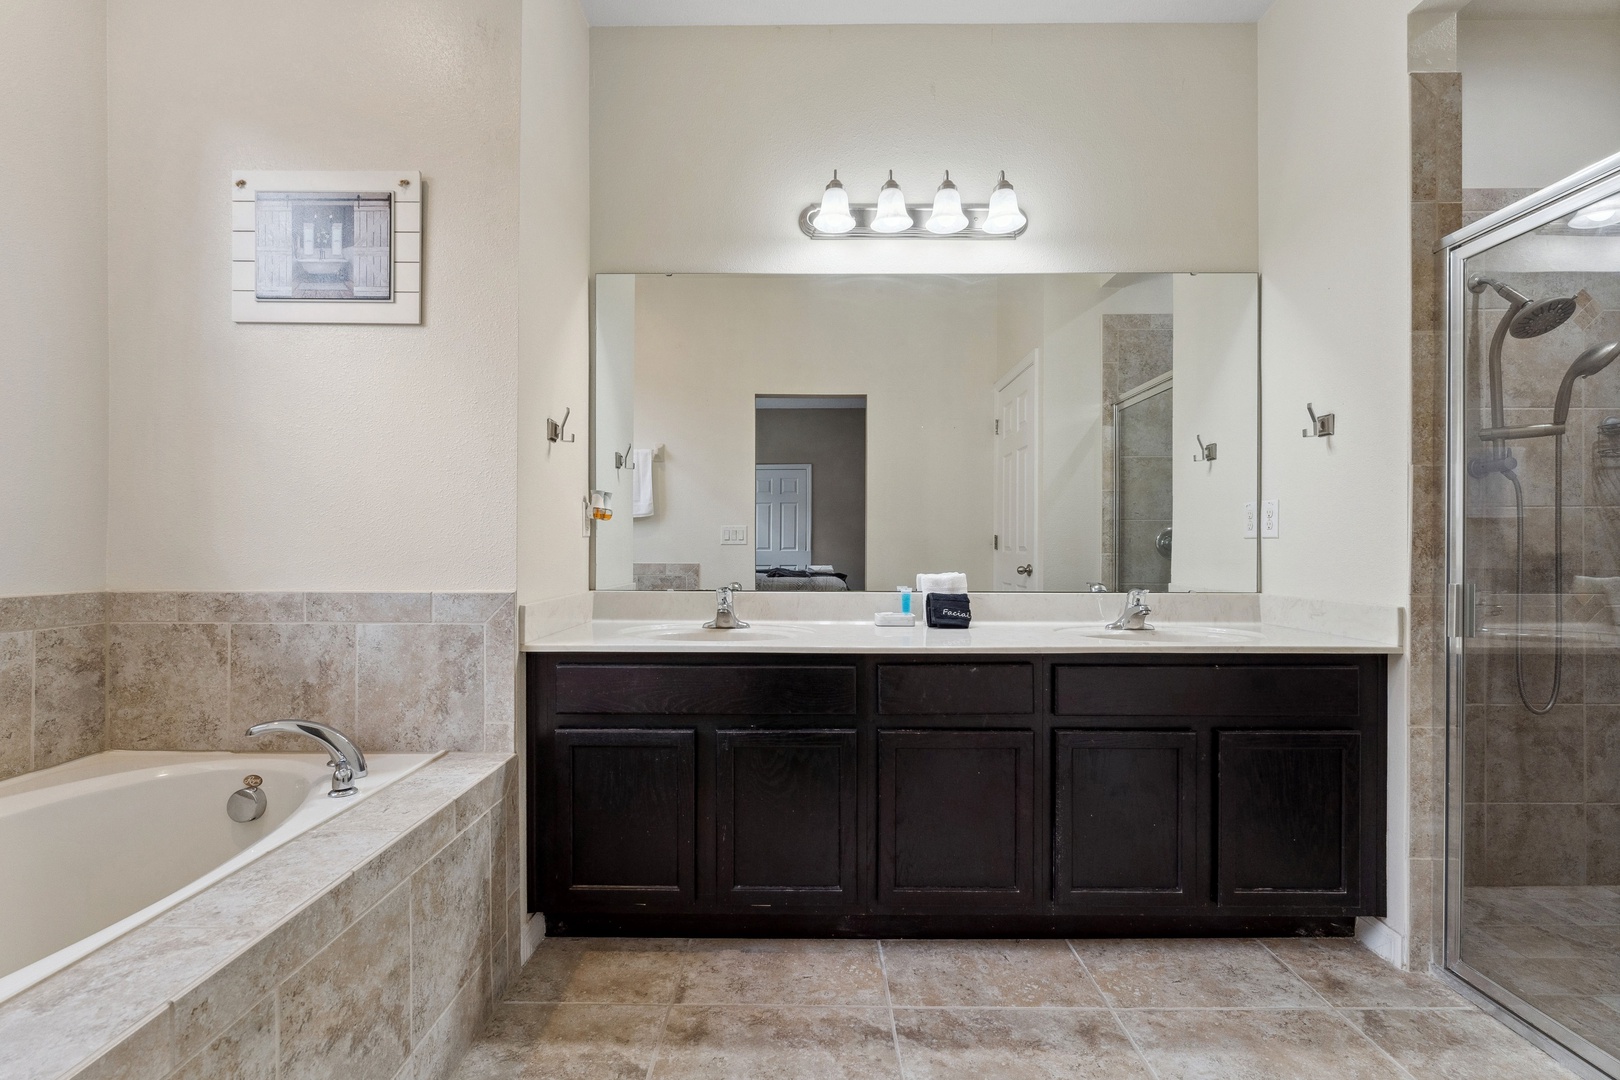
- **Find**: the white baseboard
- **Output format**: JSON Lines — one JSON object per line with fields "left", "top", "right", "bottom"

{"left": 1356, "top": 916, "right": 1407, "bottom": 969}
{"left": 522, "top": 912, "right": 546, "bottom": 963}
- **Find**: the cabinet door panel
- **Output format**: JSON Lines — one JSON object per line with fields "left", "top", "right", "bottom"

{"left": 1054, "top": 730, "right": 1198, "bottom": 906}
{"left": 878, "top": 730, "right": 1034, "bottom": 908}
{"left": 1216, "top": 731, "right": 1360, "bottom": 907}
{"left": 553, "top": 728, "right": 695, "bottom": 906}
{"left": 717, "top": 730, "right": 858, "bottom": 907}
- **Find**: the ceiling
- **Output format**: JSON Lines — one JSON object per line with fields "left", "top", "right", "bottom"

{"left": 1462, "top": 0, "right": 1620, "bottom": 14}
{"left": 581, "top": 0, "right": 1277, "bottom": 27}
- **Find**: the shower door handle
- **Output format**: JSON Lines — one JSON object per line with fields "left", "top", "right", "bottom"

{"left": 1450, "top": 581, "right": 1478, "bottom": 639}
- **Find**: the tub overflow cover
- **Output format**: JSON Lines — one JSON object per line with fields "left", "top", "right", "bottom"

{"left": 228, "top": 776, "right": 269, "bottom": 823}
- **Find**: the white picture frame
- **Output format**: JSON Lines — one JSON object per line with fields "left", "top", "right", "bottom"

{"left": 231, "top": 169, "right": 421, "bottom": 324}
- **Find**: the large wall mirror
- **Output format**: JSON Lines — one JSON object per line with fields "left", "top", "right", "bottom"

{"left": 591, "top": 273, "right": 1259, "bottom": 594}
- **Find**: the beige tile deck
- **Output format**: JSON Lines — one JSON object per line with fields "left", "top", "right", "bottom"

{"left": 450, "top": 937, "right": 1579, "bottom": 1080}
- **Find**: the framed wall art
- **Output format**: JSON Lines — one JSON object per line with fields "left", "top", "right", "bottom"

{"left": 231, "top": 170, "right": 421, "bottom": 324}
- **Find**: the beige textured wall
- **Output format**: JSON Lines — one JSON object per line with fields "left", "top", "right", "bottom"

{"left": 104, "top": 0, "right": 523, "bottom": 592}
{"left": 1460, "top": 17, "right": 1620, "bottom": 191}
{"left": 517, "top": 0, "right": 594, "bottom": 605}
{"left": 0, "top": 0, "right": 109, "bottom": 596}
{"left": 1258, "top": 0, "right": 1417, "bottom": 964}
{"left": 590, "top": 24, "right": 1259, "bottom": 276}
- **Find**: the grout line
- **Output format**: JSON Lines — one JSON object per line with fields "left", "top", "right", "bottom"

{"left": 1068, "top": 939, "right": 1162, "bottom": 1080}
{"left": 28, "top": 629, "right": 37, "bottom": 771}
{"left": 642, "top": 1004, "right": 674, "bottom": 1080}
{"left": 1258, "top": 939, "right": 1422, "bottom": 1080}
{"left": 877, "top": 940, "right": 910, "bottom": 1080}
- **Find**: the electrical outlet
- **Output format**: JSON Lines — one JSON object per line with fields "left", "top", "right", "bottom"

{"left": 1261, "top": 499, "right": 1280, "bottom": 539}
{"left": 1243, "top": 502, "right": 1258, "bottom": 539}
{"left": 721, "top": 526, "right": 749, "bottom": 546}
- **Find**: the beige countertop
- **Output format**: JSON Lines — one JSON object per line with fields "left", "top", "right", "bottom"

{"left": 522, "top": 618, "right": 1402, "bottom": 655}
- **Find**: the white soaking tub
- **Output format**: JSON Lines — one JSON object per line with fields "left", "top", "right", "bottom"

{"left": 0, "top": 749, "right": 437, "bottom": 1004}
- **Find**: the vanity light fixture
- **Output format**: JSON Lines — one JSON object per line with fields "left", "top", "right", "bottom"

{"left": 870, "top": 171, "right": 913, "bottom": 234}
{"left": 925, "top": 172, "right": 970, "bottom": 235}
{"left": 813, "top": 171, "right": 857, "bottom": 234}
{"left": 982, "top": 171, "right": 1028, "bottom": 235}
{"left": 799, "top": 170, "right": 1029, "bottom": 240}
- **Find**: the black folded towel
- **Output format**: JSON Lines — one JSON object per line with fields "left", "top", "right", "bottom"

{"left": 925, "top": 593, "right": 972, "bottom": 628}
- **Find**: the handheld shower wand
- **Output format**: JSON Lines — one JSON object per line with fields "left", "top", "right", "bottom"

{"left": 1476, "top": 332, "right": 1620, "bottom": 715}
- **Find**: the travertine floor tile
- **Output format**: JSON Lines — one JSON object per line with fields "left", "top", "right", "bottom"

{"left": 882, "top": 940, "right": 1103, "bottom": 1008}
{"left": 892, "top": 1007, "right": 1150, "bottom": 1080}
{"left": 1120, "top": 1008, "right": 1409, "bottom": 1080}
{"left": 451, "top": 1004, "right": 665, "bottom": 1080}
{"left": 1072, "top": 938, "right": 1321, "bottom": 1009}
{"left": 1343, "top": 1007, "right": 1579, "bottom": 1079}
{"left": 1529, "top": 995, "right": 1620, "bottom": 1060}
{"left": 1261, "top": 938, "right": 1466, "bottom": 1008}
{"left": 506, "top": 938, "right": 689, "bottom": 1004}
{"left": 653, "top": 1005, "right": 901, "bottom": 1079}
{"left": 677, "top": 940, "right": 888, "bottom": 1006}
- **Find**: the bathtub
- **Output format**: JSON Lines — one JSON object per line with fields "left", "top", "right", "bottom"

{"left": 0, "top": 749, "right": 437, "bottom": 1004}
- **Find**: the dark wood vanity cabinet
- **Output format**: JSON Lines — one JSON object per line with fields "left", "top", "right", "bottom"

{"left": 528, "top": 653, "right": 1386, "bottom": 936}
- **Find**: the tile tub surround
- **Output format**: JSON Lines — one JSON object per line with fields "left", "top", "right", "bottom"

{"left": 0, "top": 593, "right": 107, "bottom": 783}
{"left": 0, "top": 591, "right": 519, "bottom": 783}
{"left": 109, "top": 591, "right": 517, "bottom": 756}
{"left": 448, "top": 936, "right": 1578, "bottom": 1080}
{"left": 0, "top": 752, "right": 521, "bottom": 1080}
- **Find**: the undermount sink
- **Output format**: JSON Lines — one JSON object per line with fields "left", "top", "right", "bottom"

{"left": 616, "top": 623, "right": 811, "bottom": 642}
{"left": 1058, "top": 624, "right": 1264, "bottom": 644}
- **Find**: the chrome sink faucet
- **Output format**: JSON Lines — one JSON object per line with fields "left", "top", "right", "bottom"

{"left": 246, "top": 719, "right": 368, "bottom": 797}
{"left": 704, "top": 582, "right": 750, "bottom": 629}
{"left": 1107, "top": 589, "right": 1154, "bottom": 631}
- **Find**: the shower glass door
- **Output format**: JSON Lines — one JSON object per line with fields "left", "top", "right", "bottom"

{"left": 1448, "top": 154, "right": 1620, "bottom": 1076}
{"left": 1113, "top": 376, "right": 1173, "bottom": 592}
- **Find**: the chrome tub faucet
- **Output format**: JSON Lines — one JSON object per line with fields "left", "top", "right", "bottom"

{"left": 246, "top": 719, "right": 368, "bottom": 797}
{"left": 704, "top": 582, "right": 749, "bottom": 629}
{"left": 1107, "top": 589, "right": 1154, "bottom": 631}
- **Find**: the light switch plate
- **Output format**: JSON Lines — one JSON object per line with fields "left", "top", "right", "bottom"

{"left": 1243, "top": 502, "right": 1258, "bottom": 539}
{"left": 1261, "top": 499, "right": 1280, "bottom": 538}
{"left": 721, "top": 526, "right": 749, "bottom": 546}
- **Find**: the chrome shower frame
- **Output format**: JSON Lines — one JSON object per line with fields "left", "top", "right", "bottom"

{"left": 1442, "top": 148, "right": 1620, "bottom": 1078}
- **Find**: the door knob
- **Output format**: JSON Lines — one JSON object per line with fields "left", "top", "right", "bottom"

{"left": 1017, "top": 564, "right": 1033, "bottom": 576}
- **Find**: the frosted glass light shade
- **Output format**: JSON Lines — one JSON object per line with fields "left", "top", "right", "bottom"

{"left": 871, "top": 172, "right": 912, "bottom": 234}
{"left": 1571, "top": 196, "right": 1620, "bottom": 231}
{"left": 983, "top": 171, "right": 1027, "bottom": 235}
{"left": 814, "top": 172, "right": 856, "bottom": 234}
{"left": 925, "top": 173, "right": 969, "bottom": 235}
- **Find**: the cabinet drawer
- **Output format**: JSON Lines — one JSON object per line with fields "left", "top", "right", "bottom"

{"left": 555, "top": 664, "right": 858, "bottom": 715}
{"left": 878, "top": 663, "right": 1035, "bottom": 715}
{"left": 1052, "top": 665, "right": 1360, "bottom": 718}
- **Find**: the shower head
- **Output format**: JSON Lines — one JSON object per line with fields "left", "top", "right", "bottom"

{"left": 1553, "top": 341, "right": 1620, "bottom": 425}
{"left": 1512, "top": 297, "right": 1579, "bottom": 339}
{"left": 1468, "top": 276, "right": 1578, "bottom": 338}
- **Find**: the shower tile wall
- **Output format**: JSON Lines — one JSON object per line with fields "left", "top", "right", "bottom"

{"left": 1409, "top": 70, "right": 1462, "bottom": 971}
{"left": 0, "top": 593, "right": 107, "bottom": 781}
{"left": 1101, "top": 314, "right": 1174, "bottom": 592}
{"left": 0, "top": 590, "right": 518, "bottom": 783}
{"left": 1464, "top": 269, "right": 1620, "bottom": 887}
